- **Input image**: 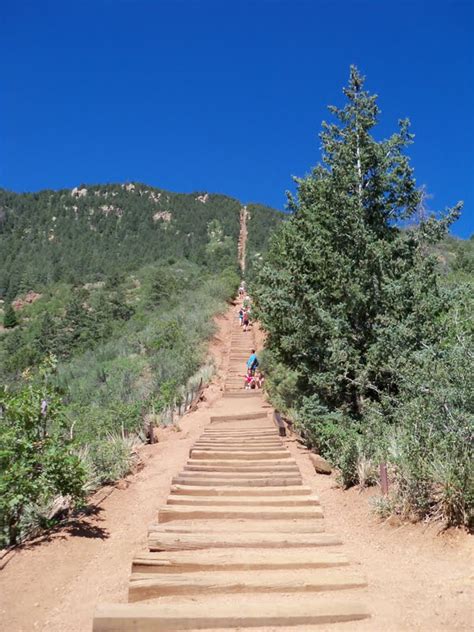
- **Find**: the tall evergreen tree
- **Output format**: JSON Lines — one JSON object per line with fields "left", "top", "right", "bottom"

{"left": 254, "top": 66, "right": 461, "bottom": 420}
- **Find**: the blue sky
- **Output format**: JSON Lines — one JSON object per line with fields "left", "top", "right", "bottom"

{"left": 2, "top": 0, "right": 473, "bottom": 237}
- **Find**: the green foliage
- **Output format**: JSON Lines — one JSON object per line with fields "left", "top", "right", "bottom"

{"left": 80, "top": 434, "right": 138, "bottom": 487}
{"left": 0, "top": 360, "right": 86, "bottom": 545}
{"left": 0, "top": 177, "right": 271, "bottom": 546}
{"left": 245, "top": 203, "right": 284, "bottom": 278}
{"left": 0, "top": 184, "right": 251, "bottom": 297}
{"left": 254, "top": 67, "right": 471, "bottom": 526}
{"left": 3, "top": 303, "right": 18, "bottom": 328}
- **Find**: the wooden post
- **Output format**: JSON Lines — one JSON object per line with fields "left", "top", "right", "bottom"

{"left": 379, "top": 462, "right": 388, "bottom": 495}
{"left": 273, "top": 411, "right": 286, "bottom": 437}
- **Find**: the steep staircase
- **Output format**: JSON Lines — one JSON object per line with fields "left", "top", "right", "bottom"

{"left": 93, "top": 315, "right": 370, "bottom": 630}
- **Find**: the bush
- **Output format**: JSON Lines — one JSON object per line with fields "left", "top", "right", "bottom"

{"left": 0, "top": 364, "right": 86, "bottom": 545}
{"left": 80, "top": 434, "right": 141, "bottom": 488}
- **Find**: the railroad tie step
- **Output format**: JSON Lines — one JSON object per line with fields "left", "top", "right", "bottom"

{"left": 182, "top": 465, "right": 300, "bottom": 474}
{"left": 209, "top": 412, "right": 269, "bottom": 422}
{"left": 132, "top": 548, "right": 349, "bottom": 573}
{"left": 93, "top": 596, "right": 369, "bottom": 630}
{"left": 128, "top": 567, "right": 368, "bottom": 601}
{"left": 165, "top": 494, "right": 320, "bottom": 507}
{"left": 157, "top": 505, "right": 324, "bottom": 523}
{"left": 169, "top": 484, "right": 312, "bottom": 496}
{"left": 171, "top": 476, "right": 303, "bottom": 487}
{"left": 148, "top": 529, "right": 341, "bottom": 551}
{"left": 150, "top": 519, "right": 328, "bottom": 534}
{"left": 189, "top": 450, "right": 290, "bottom": 460}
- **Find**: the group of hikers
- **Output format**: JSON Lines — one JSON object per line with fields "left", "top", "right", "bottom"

{"left": 237, "top": 283, "right": 264, "bottom": 390}
{"left": 244, "top": 349, "right": 264, "bottom": 390}
{"left": 237, "top": 294, "right": 252, "bottom": 332}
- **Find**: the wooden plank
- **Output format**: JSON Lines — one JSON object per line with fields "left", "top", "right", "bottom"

{"left": 193, "top": 439, "right": 283, "bottom": 445}
{"left": 93, "top": 597, "right": 369, "bottom": 630}
{"left": 191, "top": 444, "right": 285, "bottom": 451}
{"left": 149, "top": 520, "right": 327, "bottom": 534}
{"left": 176, "top": 471, "right": 295, "bottom": 480}
{"left": 157, "top": 505, "right": 323, "bottom": 522}
{"left": 190, "top": 450, "right": 289, "bottom": 460}
{"left": 273, "top": 410, "right": 287, "bottom": 437}
{"left": 171, "top": 476, "right": 303, "bottom": 487}
{"left": 182, "top": 464, "right": 299, "bottom": 473}
{"left": 202, "top": 430, "right": 277, "bottom": 437}
{"left": 185, "top": 458, "right": 297, "bottom": 467}
{"left": 132, "top": 548, "right": 349, "bottom": 573}
{"left": 128, "top": 568, "right": 367, "bottom": 600}
{"left": 196, "top": 436, "right": 281, "bottom": 443}
{"left": 148, "top": 530, "right": 342, "bottom": 551}
{"left": 166, "top": 494, "right": 319, "bottom": 507}
{"left": 210, "top": 412, "right": 268, "bottom": 422}
{"left": 170, "top": 484, "right": 311, "bottom": 496}
{"left": 222, "top": 392, "right": 263, "bottom": 398}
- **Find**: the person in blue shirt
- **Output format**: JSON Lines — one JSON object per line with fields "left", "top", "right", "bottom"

{"left": 246, "top": 349, "right": 259, "bottom": 375}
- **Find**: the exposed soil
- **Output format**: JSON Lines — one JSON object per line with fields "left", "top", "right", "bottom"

{"left": 0, "top": 305, "right": 472, "bottom": 632}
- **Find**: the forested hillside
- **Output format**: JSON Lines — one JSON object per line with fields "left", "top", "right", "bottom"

{"left": 0, "top": 184, "right": 243, "bottom": 297}
{"left": 0, "top": 183, "right": 281, "bottom": 546}
{"left": 254, "top": 67, "right": 473, "bottom": 529}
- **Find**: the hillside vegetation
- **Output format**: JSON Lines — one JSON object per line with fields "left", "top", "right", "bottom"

{"left": 254, "top": 67, "right": 473, "bottom": 528}
{"left": 0, "top": 184, "right": 281, "bottom": 545}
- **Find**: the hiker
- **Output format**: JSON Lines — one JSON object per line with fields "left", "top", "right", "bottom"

{"left": 255, "top": 371, "right": 265, "bottom": 389}
{"left": 242, "top": 309, "right": 250, "bottom": 332}
{"left": 242, "top": 369, "right": 254, "bottom": 390}
{"left": 246, "top": 349, "right": 258, "bottom": 375}
{"left": 238, "top": 307, "right": 244, "bottom": 327}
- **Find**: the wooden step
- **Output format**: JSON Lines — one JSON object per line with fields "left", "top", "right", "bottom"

{"left": 172, "top": 476, "right": 302, "bottom": 487}
{"left": 148, "top": 518, "right": 325, "bottom": 535}
{"left": 166, "top": 494, "right": 319, "bottom": 507}
{"left": 193, "top": 438, "right": 283, "bottom": 445}
{"left": 132, "top": 548, "right": 349, "bottom": 573}
{"left": 210, "top": 413, "right": 268, "bottom": 423}
{"left": 170, "top": 484, "right": 311, "bottom": 496}
{"left": 148, "top": 530, "right": 341, "bottom": 551}
{"left": 196, "top": 435, "right": 280, "bottom": 440}
{"left": 202, "top": 429, "right": 277, "bottom": 436}
{"left": 129, "top": 568, "right": 367, "bottom": 600}
{"left": 183, "top": 464, "right": 299, "bottom": 473}
{"left": 190, "top": 450, "right": 289, "bottom": 460}
{"left": 93, "top": 596, "right": 369, "bottom": 630}
{"left": 185, "top": 458, "right": 296, "bottom": 467}
{"left": 191, "top": 443, "right": 284, "bottom": 450}
{"left": 150, "top": 520, "right": 327, "bottom": 534}
{"left": 157, "top": 505, "right": 323, "bottom": 523}
{"left": 177, "top": 471, "right": 295, "bottom": 480}
{"left": 222, "top": 391, "right": 263, "bottom": 398}
{"left": 191, "top": 444, "right": 286, "bottom": 452}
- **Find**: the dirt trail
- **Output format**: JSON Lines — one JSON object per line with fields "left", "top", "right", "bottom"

{"left": 0, "top": 304, "right": 472, "bottom": 631}
{"left": 238, "top": 205, "right": 248, "bottom": 273}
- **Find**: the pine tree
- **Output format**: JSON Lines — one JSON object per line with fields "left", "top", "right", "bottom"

{"left": 3, "top": 303, "right": 18, "bottom": 329}
{"left": 254, "top": 66, "right": 461, "bottom": 420}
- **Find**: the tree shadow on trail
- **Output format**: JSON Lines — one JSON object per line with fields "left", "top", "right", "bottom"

{"left": 0, "top": 505, "right": 110, "bottom": 569}
{"left": 60, "top": 505, "right": 110, "bottom": 540}
{"left": 36, "top": 504, "right": 110, "bottom": 543}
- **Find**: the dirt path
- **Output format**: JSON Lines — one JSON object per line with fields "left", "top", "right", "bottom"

{"left": 1, "top": 305, "right": 472, "bottom": 631}
{"left": 238, "top": 205, "right": 248, "bottom": 273}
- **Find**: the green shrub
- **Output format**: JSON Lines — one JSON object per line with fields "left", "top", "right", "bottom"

{"left": 0, "top": 363, "right": 86, "bottom": 545}
{"left": 81, "top": 434, "right": 139, "bottom": 487}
